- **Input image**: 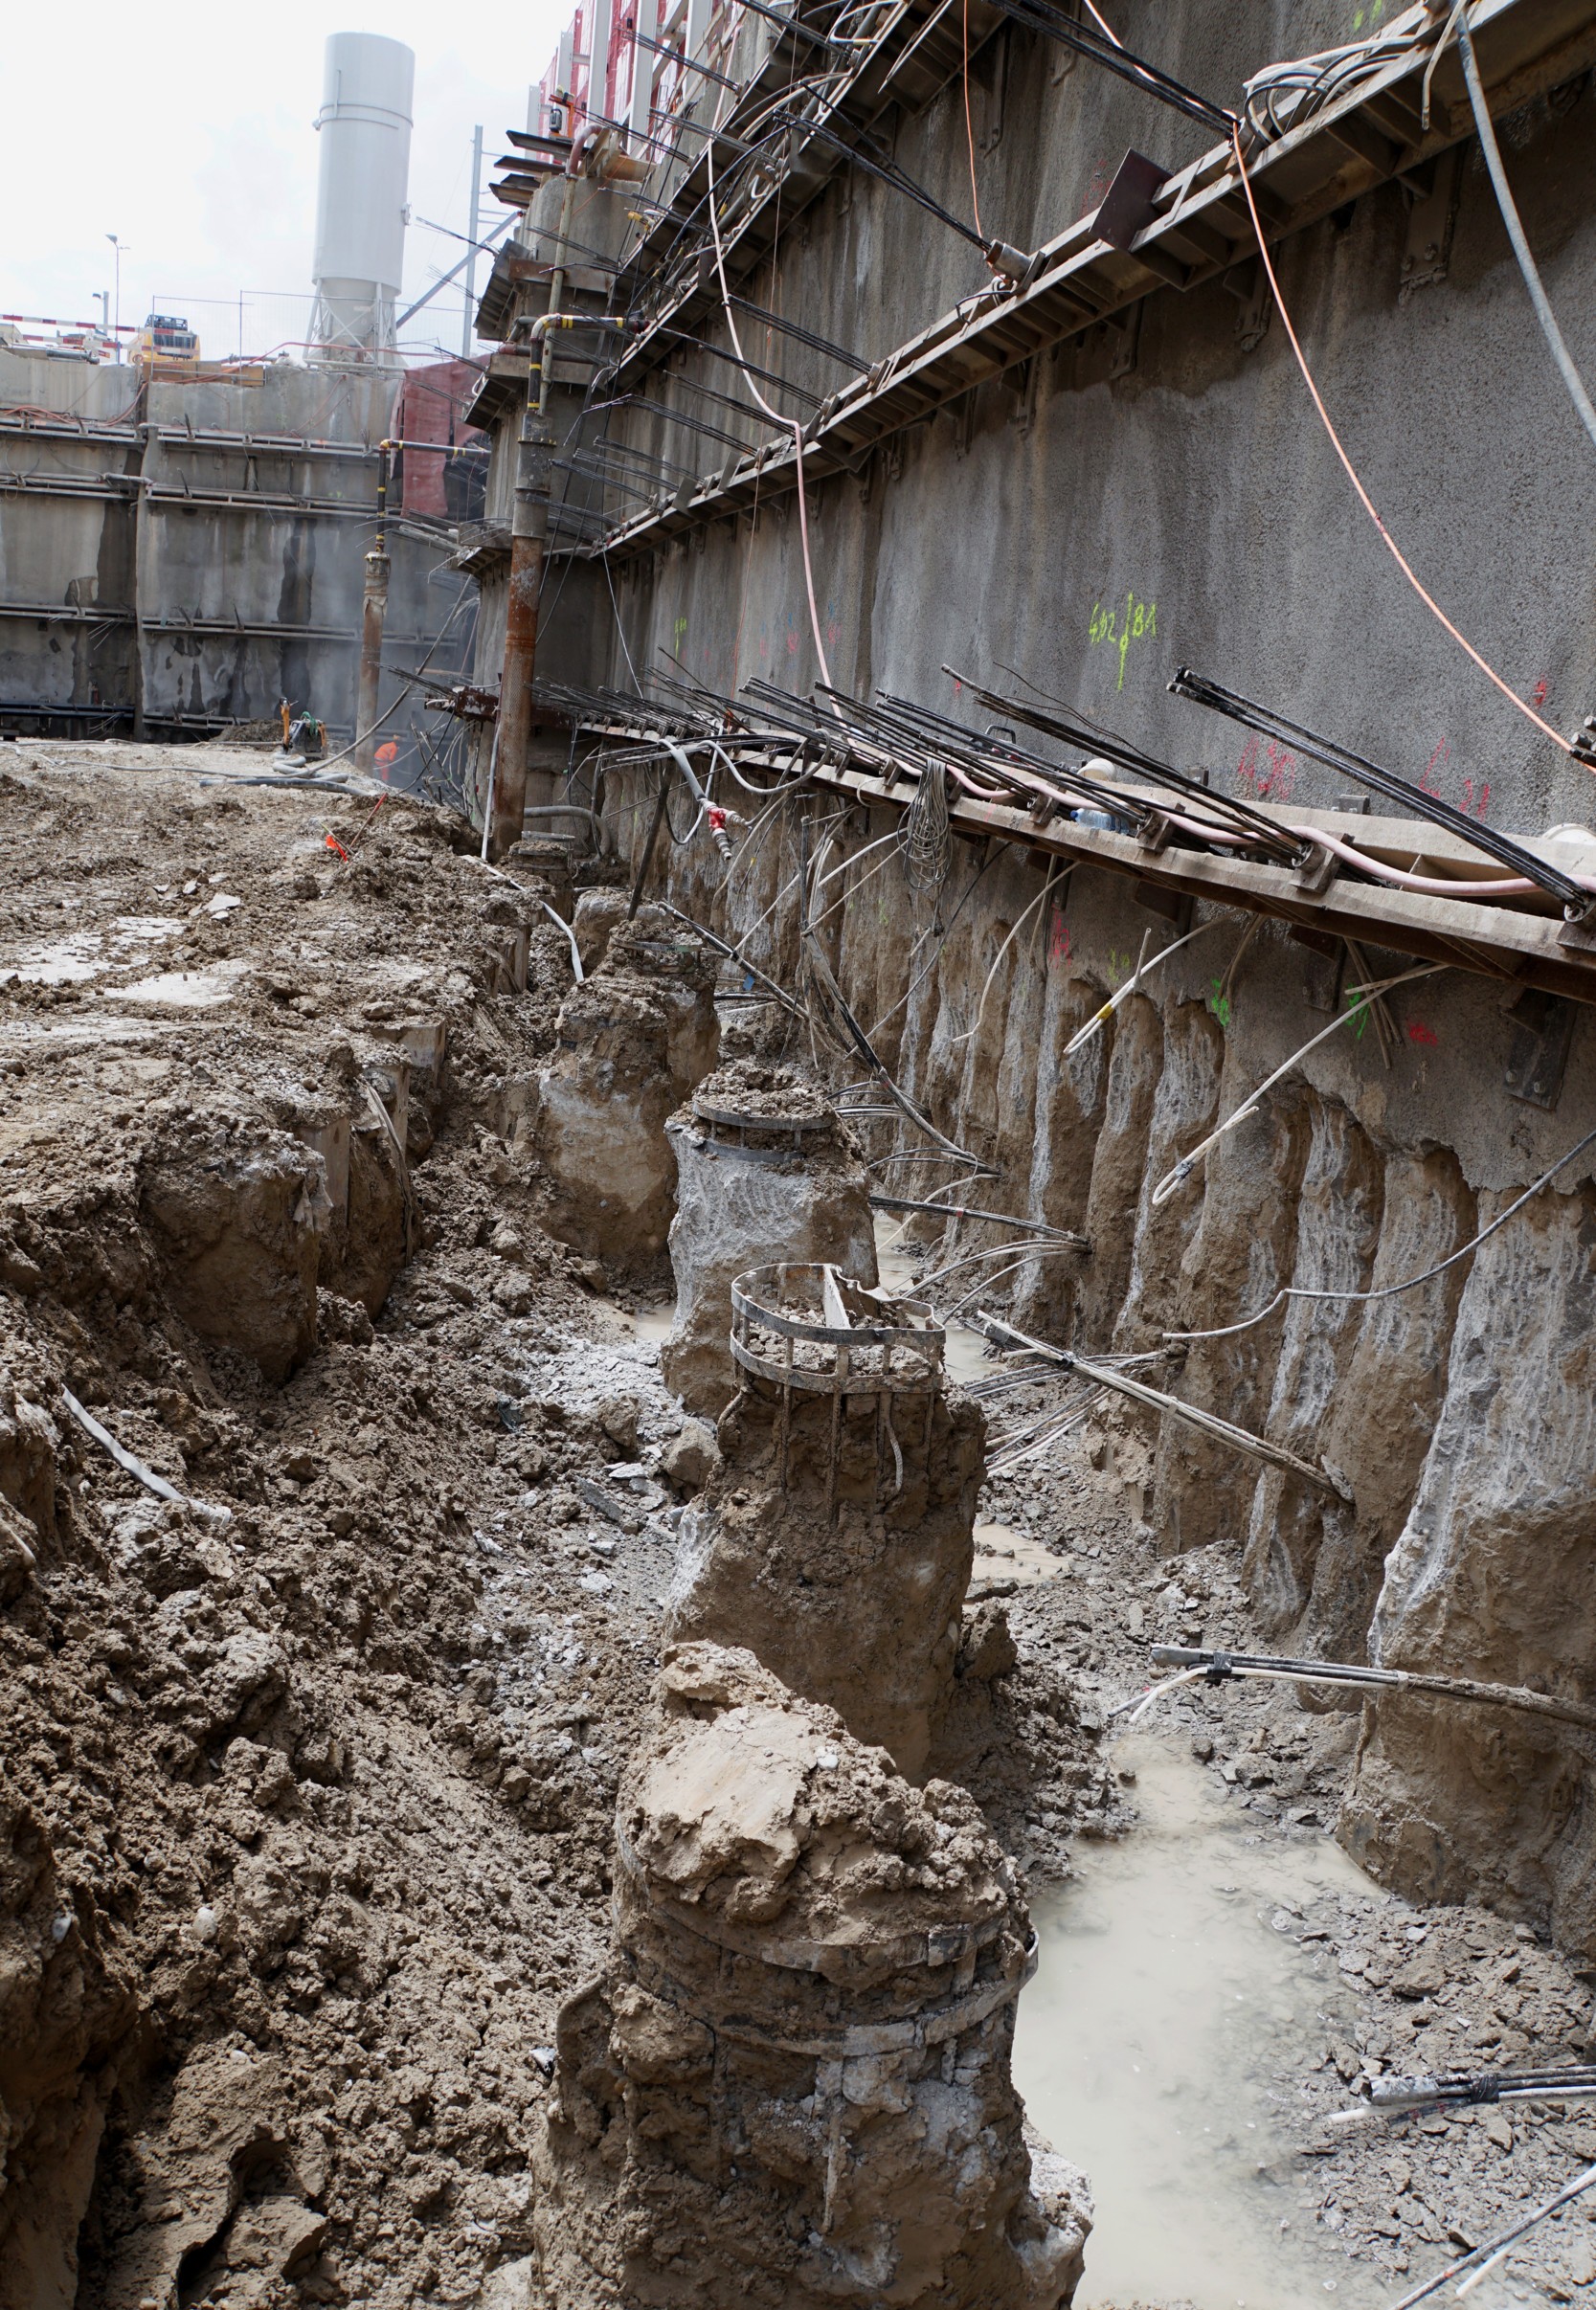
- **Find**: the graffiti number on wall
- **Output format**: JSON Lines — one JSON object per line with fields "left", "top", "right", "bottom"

{"left": 1235, "top": 735, "right": 1297, "bottom": 801}
{"left": 1089, "top": 592, "right": 1158, "bottom": 691}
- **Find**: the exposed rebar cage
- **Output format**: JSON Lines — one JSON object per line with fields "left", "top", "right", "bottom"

{"left": 730, "top": 1261, "right": 944, "bottom": 1516}
{"left": 690, "top": 1093, "right": 837, "bottom": 1164}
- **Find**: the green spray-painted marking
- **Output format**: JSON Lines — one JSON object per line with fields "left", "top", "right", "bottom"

{"left": 1089, "top": 591, "right": 1158, "bottom": 691}
{"left": 1206, "top": 976, "right": 1232, "bottom": 1031}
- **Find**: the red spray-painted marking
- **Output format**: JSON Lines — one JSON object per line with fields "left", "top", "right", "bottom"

{"left": 1406, "top": 1019, "right": 1438, "bottom": 1046}
{"left": 1048, "top": 907, "right": 1070, "bottom": 966}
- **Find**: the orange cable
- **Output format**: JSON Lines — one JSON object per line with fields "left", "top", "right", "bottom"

{"left": 1229, "top": 121, "right": 1577, "bottom": 764}
{"left": 962, "top": 0, "right": 985, "bottom": 244}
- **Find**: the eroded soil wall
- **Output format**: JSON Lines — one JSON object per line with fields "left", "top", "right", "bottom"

{"left": 622, "top": 778, "right": 1596, "bottom": 1948}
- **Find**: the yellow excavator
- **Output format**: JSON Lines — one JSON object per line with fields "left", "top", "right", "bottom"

{"left": 134, "top": 313, "right": 200, "bottom": 367}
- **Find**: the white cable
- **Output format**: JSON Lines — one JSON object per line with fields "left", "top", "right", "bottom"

{"left": 945, "top": 870, "right": 1060, "bottom": 1048}
{"left": 1164, "top": 1117, "right": 1596, "bottom": 1344}
{"left": 1064, "top": 916, "right": 1224, "bottom": 1058}
{"left": 704, "top": 130, "right": 835, "bottom": 691}
{"left": 1455, "top": 6, "right": 1596, "bottom": 456}
{"left": 62, "top": 1388, "right": 232, "bottom": 1526}
{"left": 1149, "top": 966, "right": 1443, "bottom": 1208}
{"left": 1108, "top": 1666, "right": 1210, "bottom": 1725}
{"left": 539, "top": 899, "right": 584, "bottom": 981}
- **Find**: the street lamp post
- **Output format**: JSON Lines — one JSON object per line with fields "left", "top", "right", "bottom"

{"left": 104, "top": 235, "right": 126, "bottom": 358}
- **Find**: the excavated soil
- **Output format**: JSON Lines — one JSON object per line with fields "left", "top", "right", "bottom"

{"left": 4, "top": 741, "right": 1593, "bottom": 2310}
{"left": 0, "top": 748, "right": 1109, "bottom": 2310}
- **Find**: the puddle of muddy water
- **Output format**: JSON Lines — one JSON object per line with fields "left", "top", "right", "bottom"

{"left": 1015, "top": 1733, "right": 1389, "bottom": 2310}
{"left": 873, "top": 1221, "right": 993, "bottom": 1387}
{"left": 591, "top": 1299, "right": 675, "bottom": 1347}
{"left": 973, "top": 1518, "right": 1059, "bottom": 1587}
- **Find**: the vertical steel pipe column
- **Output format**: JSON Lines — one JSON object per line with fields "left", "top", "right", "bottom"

{"left": 490, "top": 406, "right": 553, "bottom": 858}
{"left": 356, "top": 440, "right": 392, "bottom": 774}
{"left": 490, "top": 301, "right": 628, "bottom": 856}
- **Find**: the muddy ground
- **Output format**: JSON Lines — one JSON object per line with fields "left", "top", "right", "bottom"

{"left": 1, "top": 741, "right": 1591, "bottom": 2310}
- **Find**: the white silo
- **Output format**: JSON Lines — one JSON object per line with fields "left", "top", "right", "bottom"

{"left": 309, "top": 33, "right": 415, "bottom": 361}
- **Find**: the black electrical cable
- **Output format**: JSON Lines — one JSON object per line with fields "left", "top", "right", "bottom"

{"left": 934, "top": 670, "right": 1309, "bottom": 858}
{"left": 1169, "top": 669, "right": 1593, "bottom": 915}
{"left": 656, "top": 366, "right": 796, "bottom": 429}
{"left": 653, "top": 325, "right": 824, "bottom": 407}
{"left": 734, "top": 0, "right": 851, "bottom": 53}
{"left": 612, "top": 392, "right": 758, "bottom": 454}
{"left": 722, "top": 292, "right": 872, "bottom": 372}
{"left": 570, "top": 434, "right": 703, "bottom": 483}
{"left": 632, "top": 25, "right": 747, "bottom": 93}
{"left": 985, "top": 0, "right": 1234, "bottom": 132}
{"left": 765, "top": 108, "right": 990, "bottom": 251}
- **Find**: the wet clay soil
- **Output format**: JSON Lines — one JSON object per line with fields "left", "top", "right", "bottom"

{"left": 4, "top": 744, "right": 1595, "bottom": 2310}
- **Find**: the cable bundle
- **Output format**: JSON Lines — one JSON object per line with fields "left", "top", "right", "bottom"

{"left": 1241, "top": 18, "right": 1435, "bottom": 146}
{"left": 901, "top": 759, "right": 952, "bottom": 895}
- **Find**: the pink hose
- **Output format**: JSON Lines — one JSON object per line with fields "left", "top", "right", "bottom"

{"left": 944, "top": 763, "right": 1596, "bottom": 903}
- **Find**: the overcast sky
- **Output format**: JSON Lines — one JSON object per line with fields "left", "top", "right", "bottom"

{"left": 0, "top": 2, "right": 572, "bottom": 361}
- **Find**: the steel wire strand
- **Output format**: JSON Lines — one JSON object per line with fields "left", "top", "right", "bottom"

{"left": 861, "top": 844, "right": 1007, "bottom": 1043}
{"left": 1393, "top": 2164, "right": 1596, "bottom": 2306}
{"left": 947, "top": 868, "right": 1062, "bottom": 1048}
{"left": 1454, "top": 8, "right": 1596, "bottom": 456}
{"left": 987, "top": 1401, "right": 1106, "bottom": 1477}
{"left": 1116, "top": 1647, "right": 1596, "bottom": 1739}
{"left": 1241, "top": 21, "right": 1429, "bottom": 146}
{"left": 1164, "top": 1120, "right": 1596, "bottom": 1345}
{"left": 704, "top": 132, "right": 835, "bottom": 691}
{"left": 801, "top": 924, "right": 995, "bottom": 1172}
{"left": 933, "top": 1242, "right": 1090, "bottom": 1318}
{"left": 1227, "top": 120, "right": 1582, "bottom": 763}
{"left": 1148, "top": 966, "right": 1445, "bottom": 1208}
{"left": 901, "top": 757, "right": 952, "bottom": 894}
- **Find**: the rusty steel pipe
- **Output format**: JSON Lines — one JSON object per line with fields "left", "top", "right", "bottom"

{"left": 355, "top": 441, "right": 391, "bottom": 776}
{"left": 490, "top": 310, "right": 628, "bottom": 856}
{"left": 490, "top": 411, "right": 553, "bottom": 859}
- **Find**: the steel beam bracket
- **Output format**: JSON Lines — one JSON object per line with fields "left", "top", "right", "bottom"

{"left": 1293, "top": 841, "right": 1338, "bottom": 896}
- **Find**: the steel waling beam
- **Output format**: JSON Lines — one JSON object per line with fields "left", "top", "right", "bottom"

{"left": 611, "top": 0, "right": 1007, "bottom": 381}
{"left": 562, "top": 699, "right": 1596, "bottom": 1008}
{"left": 570, "top": 0, "right": 1596, "bottom": 560}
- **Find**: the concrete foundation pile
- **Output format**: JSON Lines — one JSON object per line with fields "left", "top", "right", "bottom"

{"left": 662, "top": 1061, "right": 877, "bottom": 1418}
{"left": 533, "top": 1255, "right": 1087, "bottom": 2306}
{"left": 668, "top": 1267, "right": 982, "bottom": 1782}
{"left": 530, "top": 1642, "right": 1089, "bottom": 2309}
{"left": 533, "top": 904, "right": 720, "bottom": 1275}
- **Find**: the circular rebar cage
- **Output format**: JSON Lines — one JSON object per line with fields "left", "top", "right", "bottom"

{"left": 690, "top": 1096, "right": 836, "bottom": 1165}
{"left": 729, "top": 1262, "right": 946, "bottom": 1514}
